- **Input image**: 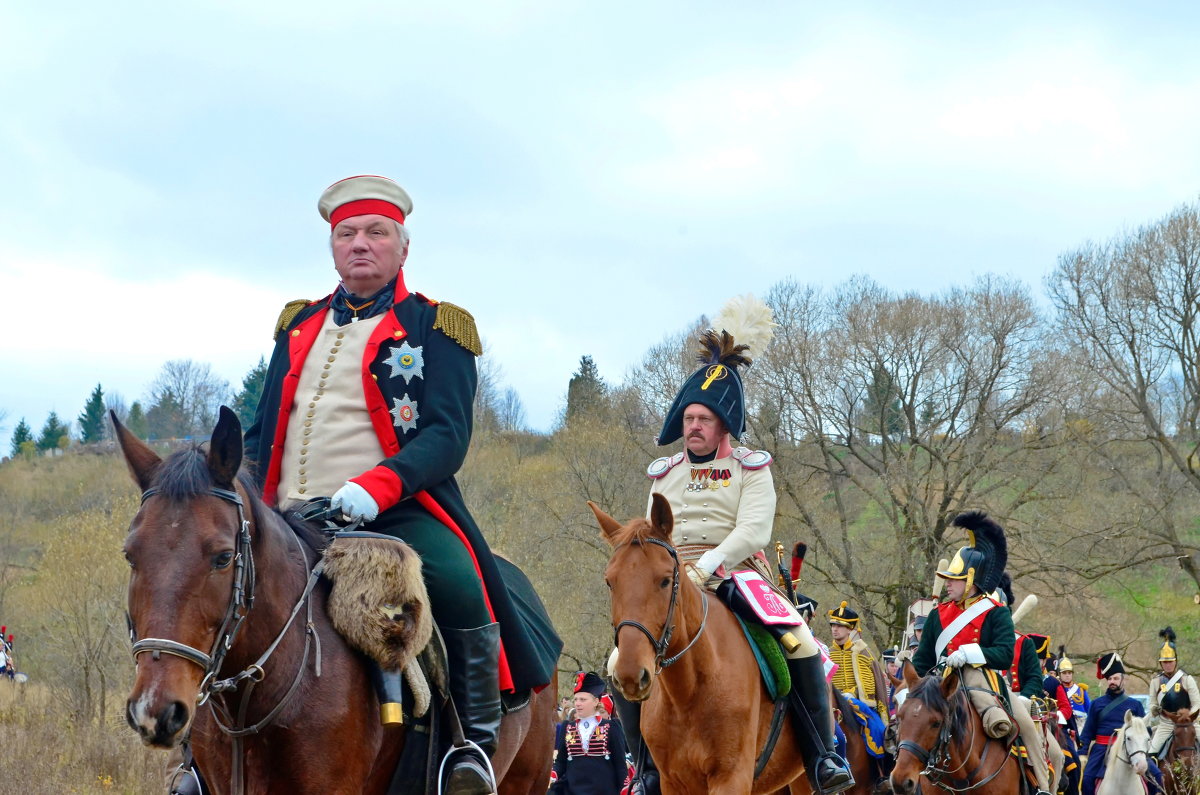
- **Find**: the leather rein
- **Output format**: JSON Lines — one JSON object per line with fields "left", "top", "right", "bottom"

{"left": 896, "top": 684, "right": 1015, "bottom": 794}
{"left": 128, "top": 485, "right": 326, "bottom": 795}
{"left": 612, "top": 537, "right": 709, "bottom": 672}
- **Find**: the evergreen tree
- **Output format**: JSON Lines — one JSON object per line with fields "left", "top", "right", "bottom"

{"left": 565, "top": 355, "right": 607, "bottom": 427}
{"left": 77, "top": 383, "right": 107, "bottom": 443}
{"left": 9, "top": 418, "right": 32, "bottom": 457}
{"left": 146, "top": 389, "right": 186, "bottom": 440}
{"left": 36, "top": 411, "right": 70, "bottom": 451}
{"left": 126, "top": 401, "right": 148, "bottom": 439}
{"left": 232, "top": 357, "right": 268, "bottom": 429}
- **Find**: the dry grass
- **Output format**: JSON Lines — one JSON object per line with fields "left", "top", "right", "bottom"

{"left": 0, "top": 679, "right": 168, "bottom": 793}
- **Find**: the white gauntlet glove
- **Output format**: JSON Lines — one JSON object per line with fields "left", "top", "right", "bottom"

{"left": 331, "top": 481, "right": 379, "bottom": 522}
{"left": 946, "top": 649, "right": 969, "bottom": 668}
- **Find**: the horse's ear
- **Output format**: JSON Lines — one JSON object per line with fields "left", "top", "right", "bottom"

{"left": 940, "top": 666, "right": 961, "bottom": 699}
{"left": 207, "top": 406, "right": 243, "bottom": 489}
{"left": 112, "top": 409, "right": 161, "bottom": 492}
{"left": 902, "top": 659, "right": 921, "bottom": 690}
{"left": 1124, "top": 709, "right": 1134, "bottom": 727}
{"left": 648, "top": 493, "right": 674, "bottom": 539}
{"left": 1191, "top": 707, "right": 1199, "bottom": 723}
{"left": 588, "top": 501, "right": 623, "bottom": 545}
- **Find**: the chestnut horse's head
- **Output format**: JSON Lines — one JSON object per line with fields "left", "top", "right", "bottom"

{"left": 590, "top": 494, "right": 686, "bottom": 703}
{"left": 115, "top": 406, "right": 250, "bottom": 748}
{"left": 890, "top": 661, "right": 966, "bottom": 795}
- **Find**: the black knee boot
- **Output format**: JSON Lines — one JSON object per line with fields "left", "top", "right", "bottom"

{"left": 609, "top": 688, "right": 661, "bottom": 795}
{"left": 788, "top": 653, "right": 855, "bottom": 795}
{"left": 442, "top": 623, "right": 502, "bottom": 795}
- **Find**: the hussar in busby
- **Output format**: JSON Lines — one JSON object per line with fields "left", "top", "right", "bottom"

{"left": 1079, "top": 651, "right": 1163, "bottom": 795}
{"left": 1149, "top": 626, "right": 1200, "bottom": 760}
{"left": 550, "top": 673, "right": 628, "bottom": 795}
{"left": 617, "top": 295, "right": 854, "bottom": 794}
{"left": 912, "top": 511, "right": 1054, "bottom": 795}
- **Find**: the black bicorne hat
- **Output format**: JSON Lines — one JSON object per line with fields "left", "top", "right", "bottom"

{"left": 657, "top": 296, "right": 775, "bottom": 446}
{"left": 573, "top": 671, "right": 606, "bottom": 697}
{"left": 1097, "top": 652, "right": 1126, "bottom": 679}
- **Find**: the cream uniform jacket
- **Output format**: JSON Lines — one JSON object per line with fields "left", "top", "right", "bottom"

{"left": 646, "top": 447, "right": 775, "bottom": 571}
{"left": 1150, "top": 670, "right": 1200, "bottom": 721}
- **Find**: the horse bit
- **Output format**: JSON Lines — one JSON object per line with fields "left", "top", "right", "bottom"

{"left": 612, "top": 536, "right": 709, "bottom": 672}
{"left": 128, "top": 486, "right": 327, "bottom": 795}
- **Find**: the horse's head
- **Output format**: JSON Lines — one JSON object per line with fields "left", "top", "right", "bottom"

{"left": 116, "top": 407, "right": 252, "bottom": 748}
{"left": 1112, "top": 710, "right": 1151, "bottom": 776}
{"left": 590, "top": 494, "right": 686, "bottom": 702}
{"left": 1165, "top": 706, "right": 1200, "bottom": 727}
{"left": 890, "top": 661, "right": 964, "bottom": 795}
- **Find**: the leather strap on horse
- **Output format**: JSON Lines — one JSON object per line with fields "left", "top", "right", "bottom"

{"left": 753, "top": 698, "right": 789, "bottom": 779}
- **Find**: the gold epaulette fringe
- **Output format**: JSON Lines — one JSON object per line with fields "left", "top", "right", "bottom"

{"left": 433, "top": 302, "right": 482, "bottom": 356}
{"left": 273, "top": 299, "right": 311, "bottom": 340}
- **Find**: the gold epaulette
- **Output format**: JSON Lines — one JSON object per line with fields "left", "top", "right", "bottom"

{"left": 432, "top": 301, "right": 482, "bottom": 356}
{"left": 273, "top": 299, "right": 311, "bottom": 340}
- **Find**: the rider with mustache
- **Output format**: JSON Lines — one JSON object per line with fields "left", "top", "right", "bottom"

{"left": 611, "top": 296, "right": 854, "bottom": 795}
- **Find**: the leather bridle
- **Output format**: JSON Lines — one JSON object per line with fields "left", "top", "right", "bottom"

{"left": 130, "top": 485, "right": 256, "bottom": 700}
{"left": 895, "top": 684, "right": 1014, "bottom": 793}
{"left": 612, "top": 537, "right": 708, "bottom": 672}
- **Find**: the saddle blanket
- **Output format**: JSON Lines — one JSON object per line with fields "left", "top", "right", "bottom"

{"left": 842, "top": 693, "right": 888, "bottom": 759}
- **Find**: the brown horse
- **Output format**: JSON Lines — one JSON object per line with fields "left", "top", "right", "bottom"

{"left": 833, "top": 688, "right": 891, "bottom": 795}
{"left": 890, "top": 661, "right": 1022, "bottom": 795}
{"left": 591, "top": 496, "right": 811, "bottom": 794}
{"left": 1161, "top": 708, "right": 1200, "bottom": 795}
{"left": 116, "top": 408, "right": 554, "bottom": 795}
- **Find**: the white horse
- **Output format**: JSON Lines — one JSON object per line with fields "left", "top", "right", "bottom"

{"left": 1098, "top": 710, "right": 1152, "bottom": 795}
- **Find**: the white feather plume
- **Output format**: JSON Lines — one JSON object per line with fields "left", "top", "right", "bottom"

{"left": 714, "top": 294, "right": 776, "bottom": 358}
{"left": 1011, "top": 593, "right": 1038, "bottom": 626}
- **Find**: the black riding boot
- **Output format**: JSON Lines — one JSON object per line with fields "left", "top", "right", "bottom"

{"left": 789, "top": 653, "right": 855, "bottom": 795}
{"left": 443, "top": 623, "right": 502, "bottom": 795}
{"left": 609, "top": 687, "right": 662, "bottom": 795}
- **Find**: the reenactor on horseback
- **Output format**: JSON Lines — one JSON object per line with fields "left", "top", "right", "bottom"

{"left": 1149, "top": 627, "right": 1200, "bottom": 762}
{"left": 1044, "top": 649, "right": 1082, "bottom": 795}
{"left": 244, "top": 176, "right": 561, "bottom": 795}
{"left": 613, "top": 296, "right": 854, "bottom": 795}
{"left": 1079, "top": 652, "right": 1163, "bottom": 795}
{"left": 911, "top": 511, "right": 1053, "bottom": 795}
{"left": 827, "top": 602, "right": 889, "bottom": 729}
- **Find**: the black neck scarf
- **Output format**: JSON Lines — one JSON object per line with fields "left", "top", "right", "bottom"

{"left": 331, "top": 278, "right": 396, "bottom": 327}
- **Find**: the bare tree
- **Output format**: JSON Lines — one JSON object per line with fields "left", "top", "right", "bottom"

{"left": 146, "top": 359, "right": 230, "bottom": 438}
{"left": 1047, "top": 200, "right": 1200, "bottom": 590}
{"left": 754, "top": 276, "right": 1073, "bottom": 641}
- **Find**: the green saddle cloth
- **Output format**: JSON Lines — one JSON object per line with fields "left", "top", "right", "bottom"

{"left": 735, "top": 615, "right": 791, "bottom": 701}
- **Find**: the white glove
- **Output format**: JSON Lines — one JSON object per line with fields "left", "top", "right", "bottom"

{"left": 331, "top": 481, "right": 379, "bottom": 522}
{"left": 688, "top": 549, "right": 726, "bottom": 588}
{"left": 946, "top": 649, "right": 969, "bottom": 668}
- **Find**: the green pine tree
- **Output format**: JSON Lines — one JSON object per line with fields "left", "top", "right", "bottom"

{"left": 9, "top": 418, "right": 33, "bottom": 457}
{"left": 232, "top": 357, "right": 268, "bottom": 429}
{"left": 126, "top": 401, "right": 148, "bottom": 438}
{"left": 77, "top": 383, "right": 107, "bottom": 444}
{"left": 565, "top": 355, "right": 607, "bottom": 427}
{"left": 36, "top": 411, "right": 70, "bottom": 451}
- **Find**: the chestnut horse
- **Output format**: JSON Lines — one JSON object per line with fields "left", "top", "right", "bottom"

{"left": 1161, "top": 708, "right": 1200, "bottom": 795}
{"left": 116, "top": 408, "right": 555, "bottom": 794}
{"left": 890, "top": 662, "right": 1021, "bottom": 795}
{"left": 590, "top": 496, "right": 811, "bottom": 794}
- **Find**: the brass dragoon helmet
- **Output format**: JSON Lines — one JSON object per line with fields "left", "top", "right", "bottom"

{"left": 936, "top": 510, "right": 1008, "bottom": 596}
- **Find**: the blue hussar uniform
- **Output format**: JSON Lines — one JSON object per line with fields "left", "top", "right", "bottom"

{"left": 1079, "top": 652, "right": 1161, "bottom": 795}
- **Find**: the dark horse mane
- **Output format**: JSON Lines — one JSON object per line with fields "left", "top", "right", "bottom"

{"left": 148, "top": 445, "right": 325, "bottom": 552}
{"left": 909, "top": 670, "right": 971, "bottom": 737}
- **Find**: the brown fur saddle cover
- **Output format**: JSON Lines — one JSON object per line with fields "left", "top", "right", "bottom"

{"left": 321, "top": 532, "right": 434, "bottom": 673}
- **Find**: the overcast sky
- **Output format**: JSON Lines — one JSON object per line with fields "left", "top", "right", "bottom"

{"left": 3, "top": 1, "right": 1199, "bottom": 452}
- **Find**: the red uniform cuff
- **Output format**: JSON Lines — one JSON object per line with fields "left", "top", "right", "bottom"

{"left": 350, "top": 466, "right": 404, "bottom": 512}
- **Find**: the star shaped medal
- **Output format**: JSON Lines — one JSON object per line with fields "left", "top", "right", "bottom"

{"left": 390, "top": 395, "right": 420, "bottom": 434}
{"left": 383, "top": 342, "right": 424, "bottom": 383}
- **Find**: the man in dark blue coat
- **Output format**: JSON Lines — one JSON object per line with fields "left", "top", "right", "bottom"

{"left": 1078, "top": 652, "right": 1161, "bottom": 795}
{"left": 244, "top": 175, "right": 560, "bottom": 795}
